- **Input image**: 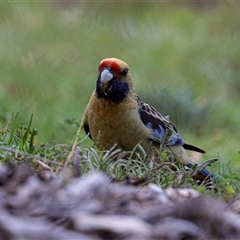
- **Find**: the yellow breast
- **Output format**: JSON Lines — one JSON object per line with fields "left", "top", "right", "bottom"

{"left": 86, "top": 92, "right": 151, "bottom": 151}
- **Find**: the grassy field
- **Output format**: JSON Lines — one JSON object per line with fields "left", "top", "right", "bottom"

{"left": 0, "top": 2, "right": 240, "bottom": 174}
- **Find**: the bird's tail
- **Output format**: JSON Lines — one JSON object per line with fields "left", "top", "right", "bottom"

{"left": 186, "top": 162, "right": 217, "bottom": 186}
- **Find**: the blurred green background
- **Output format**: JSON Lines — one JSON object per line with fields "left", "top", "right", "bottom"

{"left": 0, "top": 2, "right": 239, "bottom": 169}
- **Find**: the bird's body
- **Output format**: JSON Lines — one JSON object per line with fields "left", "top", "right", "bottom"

{"left": 84, "top": 89, "right": 152, "bottom": 151}
{"left": 83, "top": 58, "right": 205, "bottom": 165}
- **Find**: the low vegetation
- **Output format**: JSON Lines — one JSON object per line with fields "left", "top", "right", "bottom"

{"left": 0, "top": 3, "right": 240, "bottom": 237}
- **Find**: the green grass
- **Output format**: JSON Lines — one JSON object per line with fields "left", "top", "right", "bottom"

{"left": 0, "top": 2, "right": 240, "bottom": 176}
{"left": 0, "top": 112, "right": 240, "bottom": 200}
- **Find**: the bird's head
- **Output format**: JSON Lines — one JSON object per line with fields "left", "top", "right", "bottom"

{"left": 96, "top": 58, "right": 132, "bottom": 103}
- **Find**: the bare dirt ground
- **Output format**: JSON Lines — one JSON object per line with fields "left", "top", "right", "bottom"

{"left": 0, "top": 163, "right": 240, "bottom": 240}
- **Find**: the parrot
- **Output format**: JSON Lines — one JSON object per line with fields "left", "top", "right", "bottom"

{"left": 83, "top": 58, "right": 215, "bottom": 182}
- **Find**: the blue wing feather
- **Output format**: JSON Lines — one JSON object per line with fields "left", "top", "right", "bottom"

{"left": 137, "top": 96, "right": 185, "bottom": 147}
{"left": 137, "top": 96, "right": 205, "bottom": 153}
{"left": 145, "top": 122, "right": 184, "bottom": 146}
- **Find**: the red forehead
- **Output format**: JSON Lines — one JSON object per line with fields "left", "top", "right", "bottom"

{"left": 99, "top": 60, "right": 120, "bottom": 73}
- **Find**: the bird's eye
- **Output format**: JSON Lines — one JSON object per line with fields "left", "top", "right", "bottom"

{"left": 122, "top": 68, "right": 128, "bottom": 76}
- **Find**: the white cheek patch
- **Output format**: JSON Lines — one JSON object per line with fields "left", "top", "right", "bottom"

{"left": 101, "top": 69, "right": 113, "bottom": 83}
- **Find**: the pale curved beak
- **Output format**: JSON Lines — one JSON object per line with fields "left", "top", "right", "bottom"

{"left": 100, "top": 69, "right": 113, "bottom": 83}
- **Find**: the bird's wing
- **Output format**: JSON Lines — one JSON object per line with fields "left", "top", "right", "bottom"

{"left": 137, "top": 97, "right": 184, "bottom": 146}
{"left": 137, "top": 96, "right": 205, "bottom": 153}
{"left": 83, "top": 107, "right": 92, "bottom": 140}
